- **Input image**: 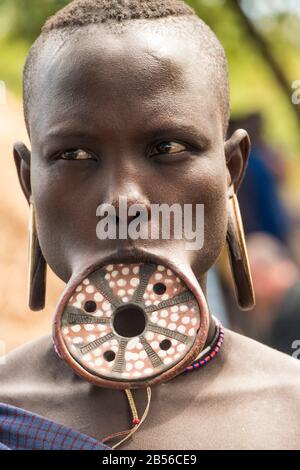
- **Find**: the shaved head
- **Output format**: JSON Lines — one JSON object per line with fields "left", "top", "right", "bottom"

{"left": 23, "top": 0, "right": 230, "bottom": 137}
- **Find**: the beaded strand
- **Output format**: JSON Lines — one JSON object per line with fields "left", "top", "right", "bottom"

{"left": 184, "top": 323, "right": 225, "bottom": 373}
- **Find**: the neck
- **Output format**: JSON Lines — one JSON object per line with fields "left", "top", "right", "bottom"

{"left": 205, "top": 314, "right": 217, "bottom": 347}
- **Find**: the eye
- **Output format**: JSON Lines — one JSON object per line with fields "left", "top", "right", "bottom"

{"left": 150, "top": 141, "right": 188, "bottom": 157}
{"left": 60, "top": 149, "right": 95, "bottom": 160}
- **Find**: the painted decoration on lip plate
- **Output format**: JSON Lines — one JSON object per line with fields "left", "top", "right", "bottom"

{"left": 60, "top": 263, "right": 201, "bottom": 382}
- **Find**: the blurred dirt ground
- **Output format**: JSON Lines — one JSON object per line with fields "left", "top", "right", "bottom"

{"left": 0, "top": 91, "right": 64, "bottom": 353}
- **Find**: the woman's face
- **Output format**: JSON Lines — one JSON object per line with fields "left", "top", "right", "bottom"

{"left": 16, "top": 23, "right": 248, "bottom": 292}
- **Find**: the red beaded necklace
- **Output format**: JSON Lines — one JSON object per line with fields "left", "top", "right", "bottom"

{"left": 184, "top": 319, "right": 224, "bottom": 373}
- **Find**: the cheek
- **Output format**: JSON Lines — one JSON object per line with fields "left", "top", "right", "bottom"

{"left": 31, "top": 162, "right": 100, "bottom": 279}
{"left": 183, "top": 159, "right": 228, "bottom": 274}
{"left": 202, "top": 180, "right": 228, "bottom": 272}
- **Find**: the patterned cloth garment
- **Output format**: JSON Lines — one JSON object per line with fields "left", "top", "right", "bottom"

{"left": 0, "top": 403, "right": 110, "bottom": 450}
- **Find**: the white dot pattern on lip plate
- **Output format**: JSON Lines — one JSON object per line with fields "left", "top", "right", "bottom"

{"left": 61, "top": 263, "right": 201, "bottom": 381}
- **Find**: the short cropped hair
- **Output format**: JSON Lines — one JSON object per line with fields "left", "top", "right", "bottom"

{"left": 23, "top": 0, "right": 230, "bottom": 136}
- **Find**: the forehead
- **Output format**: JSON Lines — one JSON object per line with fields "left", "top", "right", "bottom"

{"left": 30, "top": 23, "right": 223, "bottom": 147}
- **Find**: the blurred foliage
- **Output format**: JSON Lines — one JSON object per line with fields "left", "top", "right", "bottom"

{"left": 185, "top": 0, "right": 300, "bottom": 157}
{"left": 0, "top": 0, "right": 299, "bottom": 158}
{"left": 0, "top": 1, "right": 69, "bottom": 94}
{"left": 0, "top": 0, "right": 68, "bottom": 40}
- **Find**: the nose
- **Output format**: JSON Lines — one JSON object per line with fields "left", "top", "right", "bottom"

{"left": 100, "top": 168, "right": 152, "bottom": 227}
{"left": 111, "top": 194, "right": 151, "bottom": 226}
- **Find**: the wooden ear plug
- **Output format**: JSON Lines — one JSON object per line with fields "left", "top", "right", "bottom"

{"left": 226, "top": 188, "right": 255, "bottom": 310}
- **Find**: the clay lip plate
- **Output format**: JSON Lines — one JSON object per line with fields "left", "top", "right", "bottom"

{"left": 53, "top": 256, "right": 209, "bottom": 390}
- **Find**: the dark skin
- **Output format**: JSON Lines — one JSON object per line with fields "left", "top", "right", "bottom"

{"left": 4, "top": 22, "right": 300, "bottom": 449}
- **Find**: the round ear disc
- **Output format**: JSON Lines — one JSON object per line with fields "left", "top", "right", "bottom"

{"left": 53, "top": 262, "right": 209, "bottom": 389}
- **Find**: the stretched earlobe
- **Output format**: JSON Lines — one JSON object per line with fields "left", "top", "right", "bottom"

{"left": 13, "top": 142, "right": 47, "bottom": 310}
{"left": 28, "top": 201, "right": 47, "bottom": 311}
{"left": 225, "top": 130, "right": 254, "bottom": 309}
{"left": 13, "top": 141, "right": 32, "bottom": 203}
{"left": 225, "top": 129, "right": 251, "bottom": 193}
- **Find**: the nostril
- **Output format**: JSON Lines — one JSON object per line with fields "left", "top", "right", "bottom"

{"left": 102, "top": 198, "right": 151, "bottom": 225}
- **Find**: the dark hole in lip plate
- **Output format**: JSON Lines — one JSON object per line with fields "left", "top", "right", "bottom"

{"left": 84, "top": 300, "right": 97, "bottom": 313}
{"left": 104, "top": 350, "right": 116, "bottom": 362}
{"left": 153, "top": 282, "right": 167, "bottom": 295}
{"left": 113, "top": 303, "right": 146, "bottom": 338}
{"left": 159, "top": 339, "right": 172, "bottom": 351}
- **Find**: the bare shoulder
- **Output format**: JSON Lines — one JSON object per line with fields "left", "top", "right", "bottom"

{"left": 161, "top": 329, "right": 300, "bottom": 449}
{"left": 0, "top": 335, "right": 64, "bottom": 378}
{"left": 216, "top": 329, "right": 300, "bottom": 439}
{"left": 222, "top": 328, "right": 300, "bottom": 384}
{"left": 0, "top": 336, "right": 76, "bottom": 404}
